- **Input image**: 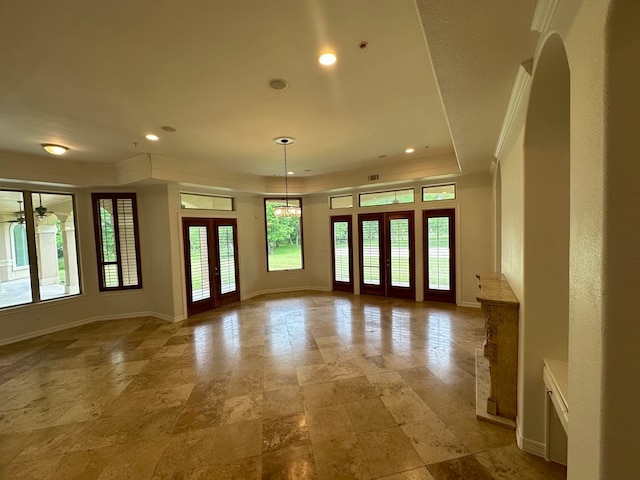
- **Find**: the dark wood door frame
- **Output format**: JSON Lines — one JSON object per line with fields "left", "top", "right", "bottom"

{"left": 183, "top": 217, "right": 240, "bottom": 317}
{"left": 358, "top": 211, "right": 415, "bottom": 299}
{"left": 331, "top": 215, "right": 354, "bottom": 292}
{"left": 423, "top": 208, "right": 456, "bottom": 304}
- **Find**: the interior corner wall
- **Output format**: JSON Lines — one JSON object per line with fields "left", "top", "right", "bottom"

{"left": 137, "top": 185, "right": 176, "bottom": 320}
{"left": 456, "top": 173, "right": 493, "bottom": 304}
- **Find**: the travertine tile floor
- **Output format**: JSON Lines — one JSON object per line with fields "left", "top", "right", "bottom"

{"left": 0, "top": 292, "right": 567, "bottom": 479}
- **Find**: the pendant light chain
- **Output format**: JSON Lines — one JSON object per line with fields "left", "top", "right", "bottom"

{"left": 283, "top": 141, "right": 290, "bottom": 208}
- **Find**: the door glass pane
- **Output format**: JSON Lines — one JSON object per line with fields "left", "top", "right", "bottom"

{"left": 217, "top": 225, "right": 237, "bottom": 295}
{"left": 0, "top": 190, "right": 32, "bottom": 308}
{"left": 333, "top": 221, "right": 350, "bottom": 282}
{"left": 189, "top": 226, "right": 211, "bottom": 302}
{"left": 427, "top": 217, "right": 450, "bottom": 290}
{"left": 389, "top": 218, "right": 410, "bottom": 287}
{"left": 361, "top": 220, "right": 380, "bottom": 285}
{"left": 32, "top": 192, "right": 80, "bottom": 301}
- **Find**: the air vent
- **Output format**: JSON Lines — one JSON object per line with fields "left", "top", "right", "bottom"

{"left": 368, "top": 174, "right": 379, "bottom": 181}
{"left": 268, "top": 78, "right": 289, "bottom": 90}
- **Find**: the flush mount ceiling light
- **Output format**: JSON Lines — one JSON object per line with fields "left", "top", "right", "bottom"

{"left": 318, "top": 52, "right": 337, "bottom": 66}
{"left": 273, "top": 137, "right": 301, "bottom": 218}
{"left": 145, "top": 134, "right": 159, "bottom": 141}
{"left": 41, "top": 144, "right": 69, "bottom": 155}
{"left": 405, "top": 147, "right": 415, "bottom": 154}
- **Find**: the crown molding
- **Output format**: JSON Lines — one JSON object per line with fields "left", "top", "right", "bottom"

{"left": 531, "top": 0, "right": 559, "bottom": 34}
{"left": 494, "top": 62, "right": 533, "bottom": 161}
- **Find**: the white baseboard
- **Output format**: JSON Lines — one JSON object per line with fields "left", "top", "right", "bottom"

{"left": 516, "top": 418, "right": 546, "bottom": 458}
{"left": 241, "top": 286, "right": 331, "bottom": 300}
{"left": 458, "top": 301, "right": 481, "bottom": 308}
{"left": 0, "top": 311, "right": 183, "bottom": 346}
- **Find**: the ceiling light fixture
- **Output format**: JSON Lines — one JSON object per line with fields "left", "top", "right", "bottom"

{"left": 319, "top": 52, "right": 337, "bottom": 66}
{"left": 273, "top": 137, "right": 301, "bottom": 218}
{"left": 145, "top": 134, "right": 159, "bottom": 141}
{"left": 405, "top": 147, "right": 415, "bottom": 153}
{"left": 42, "top": 144, "right": 69, "bottom": 155}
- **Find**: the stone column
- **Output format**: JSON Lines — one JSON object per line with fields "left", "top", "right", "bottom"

{"left": 36, "top": 224, "right": 59, "bottom": 286}
{"left": 60, "top": 218, "right": 79, "bottom": 294}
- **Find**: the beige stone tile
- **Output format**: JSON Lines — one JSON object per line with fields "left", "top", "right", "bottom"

{"left": 0, "top": 431, "right": 40, "bottom": 466}
{"left": 426, "top": 455, "right": 494, "bottom": 480}
{"left": 333, "top": 375, "right": 379, "bottom": 403}
{"left": 49, "top": 445, "right": 117, "bottom": 480}
{"left": 312, "top": 434, "right": 373, "bottom": 480}
{"left": 0, "top": 293, "right": 570, "bottom": 480}
{"left": 358, "top": 426, "right": 424, "bottom": 477}
{"left": 263, "top": 370, "right": 299, "bottom": 392}
{"left": 381, "top": 390, "right": 438, "bottom": 426}
{"left": 262, "top": 412, "right": 310, "bottom": 453}
{"left": 226, "top": 370, "right": 263, "bottom": 397}
{"left": 368, "top": 371, "right": 414, "bottom": 396}
{"left": 306, "top": 405, "right": 355, "bottom": 443}
{"left": 206, "top": 455, "right": 261, "bottom": 479}
{"left": 153, "top": 429, "right": 217, "bottom": 477}
{"left": 14, "top": 422, "right": 88, "bottom": 462}
{"left": 261, "top": 444, "right": 318, "bottom": 480}
{"left": 343, "top": 398, "right": 397, "bottom": 433}
{"left": 209, "top": 419, "right": 262, "bottom": 463}
{"left": 302, "top": 382, "right": 340, "bottom": 410}
{"left": 296, "top": 364, "right": 333, "bottom": 385}
{"left": 145, "top": 383, "right": 195, "bottom": 412}
{"left": 96, "top": 436, "right": 169, "bottom": 480}
{"left": 221, "top": 393, "right": 263, "bottom": 424}
{"left": 401, "top": 419, "right": 469, "bottom": 465}
{"left": 0, "top": 455, "right": 62, "bottom": 480}
{"left": 378, "top": 467, "right": 435, "bottom": 480}
{"left": 293, "top": 350, "right": 325, "bottom": 368}
{"left": 474, "top": 443, "right": 567, "bottom": 480}
{"left": 263, "top": 387, "right": 304, "bottom": 418}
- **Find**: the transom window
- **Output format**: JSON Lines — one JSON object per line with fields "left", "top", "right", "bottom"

{"left": 422, "top": 184, "right": 456, "bottom": 202}
{"left": 359, "top": 188, "right": 414, "bottom": 207}
{"left": 330, "top": 195, "right": 353, "bottom": 209}
{"left": 180, "top": 193, "right": 233, "bottom": 211}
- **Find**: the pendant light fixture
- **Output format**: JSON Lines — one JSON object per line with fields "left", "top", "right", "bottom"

{"left": 273, "top": 137, "right": 301, "bottom": 218}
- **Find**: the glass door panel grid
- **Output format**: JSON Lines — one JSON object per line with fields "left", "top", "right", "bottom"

{"left": 189, "top": 226, "right": 211, "bottom": 302}
{"left": 361, "top": 220, "right": 380, "bottom": 285}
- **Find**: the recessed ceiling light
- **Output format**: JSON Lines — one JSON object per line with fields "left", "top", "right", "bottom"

{"left": 319, "top": 53, "right": 337, "bottom": 66}
{"left": 146, "top": 134, "right": 159, "bottom": 141}
{"left": 41, "top": 144, "right": 69, "bottom": 155}
{"left": 405, "top": 147, "right": 415, "bottom": 154}
{"left": 287, "top": 171, "right": 294, "bottom": 175}
{"left": 161, "top": 126, "right": 177, "bottom": 133}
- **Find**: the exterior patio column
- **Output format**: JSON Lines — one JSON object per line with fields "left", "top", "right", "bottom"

{"left": 36, "top": 224, "right": 59, "bottom": 286}
{"left": 60, "top": 218, "right": 79, "bottom": 294}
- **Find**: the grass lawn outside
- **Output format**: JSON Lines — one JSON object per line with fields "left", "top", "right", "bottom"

{"left": 268, "top": 243, "right": 303, "bottom": 271}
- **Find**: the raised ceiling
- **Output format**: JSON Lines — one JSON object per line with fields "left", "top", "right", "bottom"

{"left": 0, "top": 0, "right": 545, "bottom": 186}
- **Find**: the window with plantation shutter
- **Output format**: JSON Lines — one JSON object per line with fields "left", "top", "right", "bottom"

{"left": 92, "top": 193, "right": 142, "bottom": 291}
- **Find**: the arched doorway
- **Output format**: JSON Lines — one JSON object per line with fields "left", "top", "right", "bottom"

{"left": 520, "top": 32, "right": 570, "bottom": 455}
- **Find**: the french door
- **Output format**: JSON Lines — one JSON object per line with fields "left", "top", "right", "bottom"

{"left": 423, "top": 209, "right": 456, "bottom": 303}
{"left": 183, "top": 218, "right": 240, "bottom": 316}
{"left": 358, "top": 211, "right": 415, "bottom": 299}
{"left": 331, "top": 215, "right": 354, "bottom": 292}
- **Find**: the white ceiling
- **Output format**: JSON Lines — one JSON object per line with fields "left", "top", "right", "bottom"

{"left": 0, "top": 0, "right": 543, "bottom": 184}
